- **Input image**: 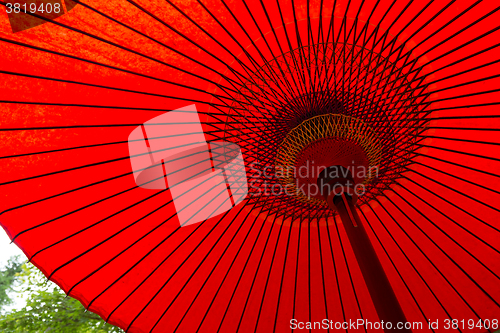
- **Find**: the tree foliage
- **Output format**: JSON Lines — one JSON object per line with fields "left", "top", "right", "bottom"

{"left": 0, "top": 259, "right": 122, "bottom": 333}
{"left": 0, "top": 256, "right": 23, "bottom": 310}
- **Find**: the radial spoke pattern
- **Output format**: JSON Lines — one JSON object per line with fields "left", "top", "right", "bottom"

{"left": 0, "top": 1, "right": 499, "bottom": 332}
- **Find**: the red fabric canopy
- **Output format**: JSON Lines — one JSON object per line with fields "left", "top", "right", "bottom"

{"left": 0, "top": 0, "right": 499, "bottom": 332}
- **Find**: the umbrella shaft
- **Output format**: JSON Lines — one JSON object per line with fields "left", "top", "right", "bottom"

{"left": 333, "top": 193, "right": 411, "bottom": 332}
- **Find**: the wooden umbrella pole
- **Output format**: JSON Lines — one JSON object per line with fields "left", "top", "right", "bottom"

{"left": 318, "top": 167, "right": 411, "bottom": 332}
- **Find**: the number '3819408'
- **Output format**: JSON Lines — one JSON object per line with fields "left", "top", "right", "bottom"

{"left": 5, "top": 2, "right": 61, "bottom": 14}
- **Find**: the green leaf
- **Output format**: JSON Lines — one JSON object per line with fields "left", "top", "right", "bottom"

{"left": 0, "top": 259, "right": 123, "bottom": 332}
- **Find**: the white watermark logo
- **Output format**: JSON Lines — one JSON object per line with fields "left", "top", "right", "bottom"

{"left": 249, "top": 161, "right": 379, "bottom": 199}
{"left": 290, "top": 319, "right": 423, "bottom": 330}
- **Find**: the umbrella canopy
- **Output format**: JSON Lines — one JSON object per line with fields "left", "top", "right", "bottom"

{"left": 1, "top": 0, "right": 500, "bottom": 332}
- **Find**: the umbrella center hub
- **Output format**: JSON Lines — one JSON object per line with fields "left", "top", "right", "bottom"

{"left": 275, "top": 114, "right": 382, "bottom": 206}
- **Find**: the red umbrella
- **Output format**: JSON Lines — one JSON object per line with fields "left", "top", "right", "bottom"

{"left": 1, "top": 0, "right": 499, "bottom": 332}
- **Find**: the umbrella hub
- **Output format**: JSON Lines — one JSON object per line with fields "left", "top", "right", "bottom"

{"left": 275, "top": 114, "right": 382, "bottom": 207}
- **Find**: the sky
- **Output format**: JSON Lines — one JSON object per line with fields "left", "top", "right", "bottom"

{"left": 0, "top": 227, "right": 25, "bottom": 267}
{"left": 0, "top": 227, "right": 28, "bottom": 312}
